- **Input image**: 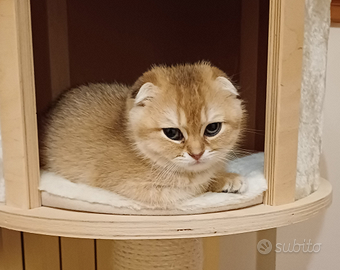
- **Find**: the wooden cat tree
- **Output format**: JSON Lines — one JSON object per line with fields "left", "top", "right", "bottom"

{"left": 0, "top": 0, "right": 332, "bottom": 269}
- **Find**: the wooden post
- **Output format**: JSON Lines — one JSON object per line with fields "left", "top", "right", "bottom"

{"left": 96, "top": 240, "right": 115, "bottom": 270}
{"left": 203, "top": 237, "right": 220, "bottom": 270}
{"left": 0, "top": 228, "right": 24, "bottom": 270}
{"left": 239, "top": 0, "right": 260, "bottom": 150}
{"left": 23, "top": 233, "right": 61, "bottom": 270}
{"left": 60, "top": 238, "right": 96, "bottom": 270}
{"left": 0, "top": 0, "right": 40, "bottom": 208}
{"left": 46, "top": 0, "right": 70, "bottom": 98}
{"left": 258, "top": 0, "right": 305, "bottom": 268}
{"left": 256, "top": 229, "right": 277, "bottom": 270}
{"left": 264, "top": 0, "right": 305, "bottom": 206}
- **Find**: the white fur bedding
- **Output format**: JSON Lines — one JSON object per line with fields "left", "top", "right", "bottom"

{"left": 0, "top": 152, "right": 267, "bottom": 215}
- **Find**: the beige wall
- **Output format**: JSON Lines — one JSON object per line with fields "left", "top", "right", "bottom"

{"left": 276, "top": 24, "right": 340, "bottom": 270}
{"left": 219, "top": 25, "right": 340, "bottom": 270}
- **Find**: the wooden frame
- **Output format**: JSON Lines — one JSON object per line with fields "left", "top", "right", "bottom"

{"left": 0, "top": 0, "right": 304, "bottom": 210}
{"left": 0, "top": 0, "right": 40, "bottom": 209}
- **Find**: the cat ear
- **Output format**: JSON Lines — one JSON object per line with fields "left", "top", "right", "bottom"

{"left": 215, "top": 76, "right": 239, "bottom": 96}
{"left": 134, "top": 82, "right": 156, "bottom": 106}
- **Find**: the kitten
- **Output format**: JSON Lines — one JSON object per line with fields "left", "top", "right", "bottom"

{"left": 40, "top": 62, "right": 246, "bottom": 208}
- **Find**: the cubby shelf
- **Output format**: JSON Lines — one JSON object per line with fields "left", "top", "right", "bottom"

{"left": 0, "top": 0, "right": 330, "bottom": 269}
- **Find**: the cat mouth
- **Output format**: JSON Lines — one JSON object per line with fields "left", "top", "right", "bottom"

{"left": 191, "top": 160, "right": 207, "bottom": 166}
{"left": 185, "top": 161, "right": 212, "bottom": 172}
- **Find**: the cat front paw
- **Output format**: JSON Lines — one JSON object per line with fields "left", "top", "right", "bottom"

{"left": 221, "top": 174, "right": 246, "bottom": 194}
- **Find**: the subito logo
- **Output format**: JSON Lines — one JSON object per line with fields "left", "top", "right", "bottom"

{"left": 257, "top": 239, "right": 272, "bottom": 255}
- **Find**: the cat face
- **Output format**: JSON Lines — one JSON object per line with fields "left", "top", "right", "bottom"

{"left": 127, "top": 63, "right": 244, "bottom": 173}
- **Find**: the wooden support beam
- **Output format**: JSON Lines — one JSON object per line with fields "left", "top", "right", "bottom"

{"left": 256, "top": 229, "right": 277, "bottom": 270}
{"left": 0, "top": 0, "right": 40, "bottom": 209}
{"left": 23, "top": 233, "right": 60, "bottom": 270}
{"left": 60, "top": 238, "right": 96, "bottom": 270}
{"left": 0, "top": 228, "right": 24, "bottom": 270}
{"left": 264, "top": 0, "right": 305, "bottom": 205}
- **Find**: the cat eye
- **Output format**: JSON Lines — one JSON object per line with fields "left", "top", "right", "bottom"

{"left": 204, "top": 122, "right": 222, "bottom": 137}
{"left": 163, "top": 128, "right": 183, "bottom": 141}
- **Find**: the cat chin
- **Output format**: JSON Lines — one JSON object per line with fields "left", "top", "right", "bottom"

{"left": 151, "top": 159, "right": 212, "bottom": 173}
{"left": 176, "top": 161, "right": 214, "bottom": 173}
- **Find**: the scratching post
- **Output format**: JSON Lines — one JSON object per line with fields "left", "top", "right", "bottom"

{"left": 295, "top": 0, "right": 331, "bottom": 199}
{"left": 112, "top": 239, "right": 203, "bottom": 270}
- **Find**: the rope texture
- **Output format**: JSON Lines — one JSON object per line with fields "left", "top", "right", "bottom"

{"left": 112, "top": 238, "right": 203, "bottom": 270}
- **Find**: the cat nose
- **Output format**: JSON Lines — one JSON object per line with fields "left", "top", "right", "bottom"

{"left": 189, "top": 151, "right": 204, "bottom": 161}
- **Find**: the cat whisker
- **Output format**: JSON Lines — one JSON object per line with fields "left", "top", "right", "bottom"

{"left": 231, "top": 150, "right": 240, "bottom": 159}
{"left": 243, "top": 128, "right": 264, "bottom": 133}
{"left": 243, "top": 131, "right": 265, "bottom": 136}
{"left": 233, "top": 149, "right": 257, "bottom": 156}
{"left": 153, "top": 161, "right": 178, "bottom": 187}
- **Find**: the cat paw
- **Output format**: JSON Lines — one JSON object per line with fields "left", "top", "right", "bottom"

{"left": 221, "top": 175, "right": 246, "bottom": 193}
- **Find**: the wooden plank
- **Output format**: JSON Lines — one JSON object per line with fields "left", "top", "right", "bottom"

{"left": 46, "top": 0, "right": 70, "bottom": 98}
{"left": 30, "top": 0, "right": 53, "bottom": 116}
{"left": 96, "top": 240, "right": 115, "bottom": 270}
{"left": 23, "top": 233, "right": 60, "bottom": 270}
{"left": 264, "top": 0, "right": 305, "bottom": 205}
{"left": 0, "top": 228, "right": 24, "bottom": 270}
{"left": 256, "top": 229, "right": 277, "bottom": 270}
{"left": 31, "top": 0, "right": 70, "bottom": 114}
{"left": 239, "top": 0, "right": 260, "bottom": 150}
{"left": 0, "top": 0, "right": 40, "bottom": 208}
{"left": 60, "top": 237, "right": 96, "bottom": 270}
{"left": 203, "top": 237, "right": 219, "bottom": 270}
{"left": 239, "top": 0, "right": 269, "bottom": 152}
{"left": 254, "top": 0, "right": 270, "bottom": 151}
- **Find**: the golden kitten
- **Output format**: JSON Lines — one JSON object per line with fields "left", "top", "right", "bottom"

{"left": 40, "top": 62, "right": 245, "bottom": 208}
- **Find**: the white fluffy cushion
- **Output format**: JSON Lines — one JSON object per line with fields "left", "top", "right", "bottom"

{"left": 0, "top": 152, "right": 267, "bottom": 214}
{"left": 38, "top": 153, "right": 267, "bottom": 215}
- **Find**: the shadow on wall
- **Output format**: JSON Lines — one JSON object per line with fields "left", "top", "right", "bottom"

{"left": 276, "top": 212, "right": 326, "bottom": 270}
{"left": 319, "top": 154, "right": 329, "bottom": 181}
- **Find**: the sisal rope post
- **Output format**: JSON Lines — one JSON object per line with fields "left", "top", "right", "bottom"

{"left": 112, "top": 238, "right": 203, "bottom": 270}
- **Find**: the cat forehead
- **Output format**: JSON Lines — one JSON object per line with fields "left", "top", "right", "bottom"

{"left": 159, "top": 103, "right": 226, "bottom": 128}
{"left": 156, "top": 75, "right": 238, "bottom": 98}
{"left": 154, "top": 85, "right": 228, "bottom": 118}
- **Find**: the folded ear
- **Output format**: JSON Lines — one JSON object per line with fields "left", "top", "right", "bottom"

{"left": 215, "top": 76, "right": 239, "bottom": 96}
{"left": 133, "top": 82, "right": 157, "bottom": 106}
